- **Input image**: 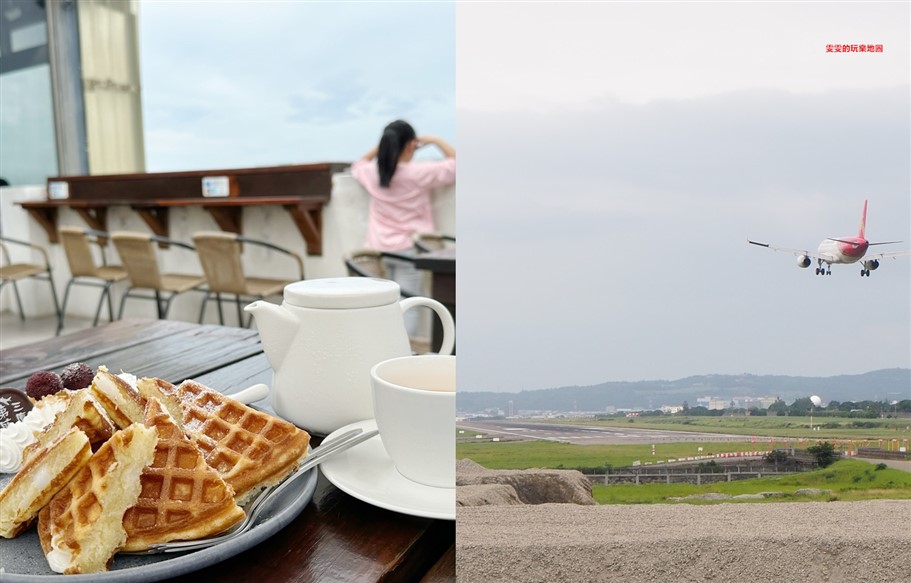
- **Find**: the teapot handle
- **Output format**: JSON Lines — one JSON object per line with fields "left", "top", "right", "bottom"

{"left": 399, "top": 297, "right": 455, "bottom": 355}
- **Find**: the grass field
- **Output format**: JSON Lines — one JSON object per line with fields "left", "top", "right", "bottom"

{"left": 457, "top": 439, "right": 768, "bottom": 469}
{"left": 591, "top": 459, "right": 911, "bottom": 504}
{"left": 564, "top": 415, "right": 911, "bottom": 442}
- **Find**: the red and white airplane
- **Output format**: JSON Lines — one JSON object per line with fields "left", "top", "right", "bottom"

{"left": 748, "top": 200, "right": 908, "bottom": 277}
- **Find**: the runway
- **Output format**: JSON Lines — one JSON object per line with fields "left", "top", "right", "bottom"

{"left": 457, "top": 419, "right": 750, "bottom": 445}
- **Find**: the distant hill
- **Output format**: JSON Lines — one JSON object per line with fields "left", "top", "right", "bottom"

{"left": 456, "top": 369, "right": 910, "bottom": 413}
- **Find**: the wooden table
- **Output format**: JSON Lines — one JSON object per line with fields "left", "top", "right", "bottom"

{"left": 414, "top": 248, "right": 455, "bottom": 354}
{"left": 0, "top": 319, "right": 455, "bottom": 582}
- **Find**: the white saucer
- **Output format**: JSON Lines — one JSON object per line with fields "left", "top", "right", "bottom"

{"left": 319, "top": 419, "right": 455, "bottom": 520}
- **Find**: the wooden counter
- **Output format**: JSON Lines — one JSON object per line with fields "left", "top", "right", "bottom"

{"left": 18, "top": 163, "right": 348, "bottom": 256}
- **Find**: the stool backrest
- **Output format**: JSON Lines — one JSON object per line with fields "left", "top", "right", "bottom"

{"left": 59, "top": 227, "right": 99, "bottom": 277}
{"left": 193, "top": 232, "right": 247, "bottom": 295}
{"left": 111, "top": 232, "right": 164, "bottom": 289}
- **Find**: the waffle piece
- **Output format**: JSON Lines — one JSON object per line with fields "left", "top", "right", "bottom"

{"left": 23, "top": 389, "right": 114, "bottom": 462}
{"left": 121, "top": 398, "right": 244, "bottom": 551}
{"left": 0, "top": 428, "right": 91, "bottom": 538}
{"left": 38, "top": 423, "right": 157, "bottom": 574}
{"left": 138, "top": 378, "right": 310, "bottom": 504}
{"left": 90, "top": 366, "right": 147, "bottom": 429}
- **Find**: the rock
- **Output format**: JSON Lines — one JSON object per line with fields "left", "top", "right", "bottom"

{"left": 457, "top": 458, "right": 488, "bottom": 475}
{"left": 794, "top": 488, "right": 833, "bottom": 497}
{"left": 458, "top": 484, "right": 523, "bottom": 507}
{"left": 668, "top": 493, "right": 733, "bottom": 502}
{"left": 457, "top": 459, "right": 596, "bottom": 505}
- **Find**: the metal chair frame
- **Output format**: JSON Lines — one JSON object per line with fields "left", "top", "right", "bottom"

{"left": 57, "top": 227, "right": 127, "bottom": 335}
{"left": 413, "top": 232, "right": 456, "bottom": 253}
{"left": 0, "top": 236, "right": 62, "bottom": 326}
{"left": 344, "top": 249, "right": 418, "bottom": 298}
{"left": 111, "top": 233, "right": 206, "bottom": 320}
{"left": 193, "top": 233, "right": 304, "bottom": 327}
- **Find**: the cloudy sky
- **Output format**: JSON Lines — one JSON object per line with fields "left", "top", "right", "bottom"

{"left": 138, "top": 1, "right": 455, "bottom": 171}
{"left": 456, "top": 2, "right": 911, "bottom": 391}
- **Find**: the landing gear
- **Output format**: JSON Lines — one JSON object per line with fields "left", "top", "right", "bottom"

{"left": 815, "top": 260, "right": 831, "bottom": 276}
{"left": 860, "top": 268, "right": 870, "bottom": 277}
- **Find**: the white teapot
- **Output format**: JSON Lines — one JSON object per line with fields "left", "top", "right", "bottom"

{"left": 245, "top": 277, "right": 454, "bottom": 435}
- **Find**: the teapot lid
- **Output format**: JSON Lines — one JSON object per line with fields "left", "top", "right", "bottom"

{"left": 283, "top": 277, "right": 401, "bottom": 309}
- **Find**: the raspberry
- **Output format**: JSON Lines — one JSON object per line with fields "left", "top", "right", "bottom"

{"left": 25, "top": 371, "right": 64, "bottom": 400}
{"left": 61, "top": 362, "right": 95, "bottom": 391}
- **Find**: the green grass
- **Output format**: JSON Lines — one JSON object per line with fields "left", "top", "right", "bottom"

{"left": 591, "top": 459, "right": 911, "bottom": 504}
{"left": 561, "top": 415, "right": 911, "bottom": 442}
{"left": 457, "top": 439, "right": 766, "bottom": 469}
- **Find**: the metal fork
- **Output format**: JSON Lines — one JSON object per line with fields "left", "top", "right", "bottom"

{"left": 126, "top": 426, "right": 379, "bottom": 554}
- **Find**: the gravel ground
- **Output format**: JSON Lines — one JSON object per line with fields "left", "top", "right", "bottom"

{"left": 456, "top": 500, "right": 911, "bottom": 582}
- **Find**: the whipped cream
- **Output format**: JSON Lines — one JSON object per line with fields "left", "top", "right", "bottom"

{"left": 118, "top": 372, "right": 139, "bottom": 389}
{"left": 47, "top": 527, "right": 74, "bottom": 574}
{"left": 0, "top": 397, "right": 68, "bottom": 473}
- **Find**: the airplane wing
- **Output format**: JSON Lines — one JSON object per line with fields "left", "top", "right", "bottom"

{"left": 867, "top": 249, "right": 911, "bottom": 261}
{"left": 747, "top": 240, "right": 822, "bottom": 259}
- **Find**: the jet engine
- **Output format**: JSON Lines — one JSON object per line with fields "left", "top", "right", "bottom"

{"left": 796, "top": 255, "right": 811, "bottom": 268}
{"left": 864, "top": 259, "right": 880, "bottom": 271}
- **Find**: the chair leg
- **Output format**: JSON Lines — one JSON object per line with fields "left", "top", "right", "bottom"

{"left": 215, "top": 292, "right": 224, "bottom": 325}
{"left": 11, "top": 281, "right": 25, "bottom": 320}
{"left": 46, "top": 272, "right": 63, "bottom": 335}
{"left": 105, "top": 282, "right": 117, "bottom": 322}
{"left": 235, "top": 294, "right": 243, "bottom": 327}
{"left": 198, "top": 292, "right": 210, "bottom": 324}
{"left": 154, "top": 290, "right": 164, "bottom": 319}
{"left": 92, "top": 286, "right": 106, "bottom": 327}
{"left": 161, "top": 293, "right": 176, "bottom": 319}
{"left": 117, "top": 287, "right": 132, "bottom": 320}
{"left": 57, "top": 279, "right": 76, "bottom": 335}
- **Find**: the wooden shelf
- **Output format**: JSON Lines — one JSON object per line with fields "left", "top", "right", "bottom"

{"left": 19, "top": 163, "right": 347, "bottom": 256}
{"left": 20, "top": 195, "right": 332, "bottom": 255}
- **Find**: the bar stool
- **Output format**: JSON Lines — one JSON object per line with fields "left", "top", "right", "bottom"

{"left": 57, "top": 227, "right": 128, "bottom": 334}
{"left": 413, "top": 232, "right": 456, "bottom": 253}
{"left": 111, "top": 231, "right": 206, "bottom": 319}
{"left": 192, "top": 231, "right": 304, "bottom": 327}
{"left": 344, "top": 249, "right": 417, "bottom": 298}
{"left": 0, "top": 236, "right": 62, "bottom": 325}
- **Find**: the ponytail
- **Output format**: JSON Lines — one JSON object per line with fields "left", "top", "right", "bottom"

{"left": 376, "top": 120, "right": 416, "bottom": 187}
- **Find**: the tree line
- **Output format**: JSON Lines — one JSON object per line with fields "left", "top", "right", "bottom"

{"left": 662, "top": 398, "right": 911, "bottom": 418}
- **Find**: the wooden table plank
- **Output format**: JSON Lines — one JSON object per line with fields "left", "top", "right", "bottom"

{"left": 0, "top": 319, "right": 192, "bottom": 385}
{"left": 421, "top": 544, "right": 456, "bottom": 583}
{"left": 193, "top": 353, "right": 273, "bottom": 396}
{"left": 0, "top": 319, "right": 261, "bottom": 387}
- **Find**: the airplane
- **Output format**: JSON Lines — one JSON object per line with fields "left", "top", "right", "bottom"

{"left": 748, "top": 200, "right": 909, "bottom": 277}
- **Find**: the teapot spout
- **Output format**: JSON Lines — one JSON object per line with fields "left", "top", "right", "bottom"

{"left": 244, "top": 300, "right": 298, "bottom": 370}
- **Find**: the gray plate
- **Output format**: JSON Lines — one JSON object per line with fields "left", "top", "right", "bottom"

{"left": 0, "top": 465, "right": 317, "bottom": 582}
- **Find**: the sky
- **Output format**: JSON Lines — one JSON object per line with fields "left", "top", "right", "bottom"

{"left": 138, "top": 1, "right": 455, "bottom": 171}
{"left": 135, "top": 2, "right": 910, "bottom": 393}
{"left": 456, "top": 2, "right": 911, "bottom": 392}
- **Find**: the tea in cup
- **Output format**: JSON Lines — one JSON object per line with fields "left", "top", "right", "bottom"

{"left": 370, "top": 355, "right": 455, "bottom": 488}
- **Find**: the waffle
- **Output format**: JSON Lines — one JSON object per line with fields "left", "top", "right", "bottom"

{"left": 23, "top": 389, "right": 114, "bottom": 463}
{"left": 90, "top": 366, "right": 147, "bottom": 429}
{"left": 38, "top": 423, "right": 157, "bottom": 574}
{"left": 138, "top": 378, "right": 310, "bottom": 504}
{"left": 0, "top": 428, "right": 91, "bottom": 538}
{"left": 121, "top": 398, "right": 244, "bottom": 551}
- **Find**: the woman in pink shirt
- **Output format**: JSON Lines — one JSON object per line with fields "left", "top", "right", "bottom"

{"left": 351, "top": 120, "right": 456, "bottom": 301}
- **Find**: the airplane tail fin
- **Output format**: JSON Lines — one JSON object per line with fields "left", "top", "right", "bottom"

{"left": 858, "top": 199, "right": 868, "bottom": 239}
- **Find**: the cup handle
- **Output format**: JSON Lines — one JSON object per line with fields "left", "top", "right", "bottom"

{"left": 399, "top": 297, "right": 455, "bottom": 355}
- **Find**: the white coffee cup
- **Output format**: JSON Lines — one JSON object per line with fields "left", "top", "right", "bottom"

{"left": 371, "top": 355, "right": 455, "bottom": 489}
